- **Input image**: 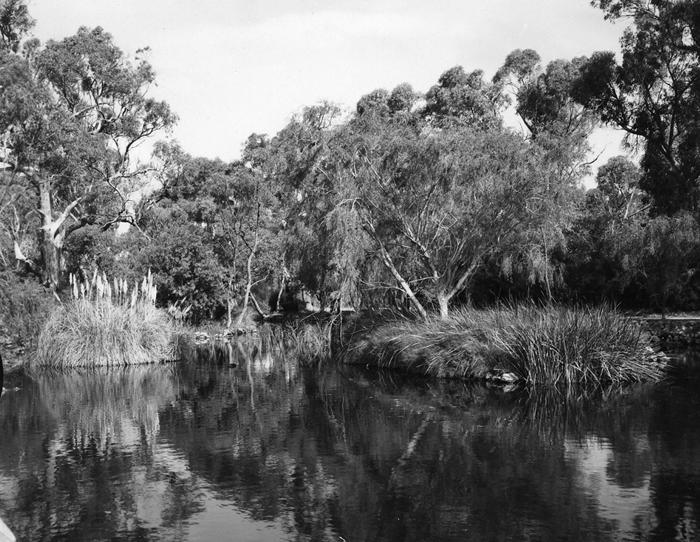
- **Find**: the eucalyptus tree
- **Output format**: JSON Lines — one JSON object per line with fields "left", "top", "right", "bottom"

{"left": 424, "top": 66, "right": 504, "bottom": 129}
{"left": 0, "top": 19, "right": 175, "bottom": 287}
{"left": 575, "top": 0, "right": 700, "bottom": 214}
{"left": 494, "top": 49, "right": 597, "bottom": 298}
{"left": 594, "top": 155, "right": 647, "bottom": 222}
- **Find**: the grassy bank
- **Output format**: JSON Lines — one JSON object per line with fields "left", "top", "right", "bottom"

{"left": 346, "top": 305, "right": 667, "bottom": 386}
{"left": 35, "top": 271, "right": 175, "bottom": 367}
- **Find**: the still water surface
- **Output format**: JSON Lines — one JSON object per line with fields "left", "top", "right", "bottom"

{"left": 0, "top": 342, "right": 698, "bottom": 541}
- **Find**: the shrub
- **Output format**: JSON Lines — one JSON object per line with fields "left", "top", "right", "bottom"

{"left": 0, "top": 271, "right": 56, "bottom": 350}
{"left": 348, "top": 305, "right": 666, "bottom": 386}
{"left": 35, "top": 271, "right": 175, "bottom": 367}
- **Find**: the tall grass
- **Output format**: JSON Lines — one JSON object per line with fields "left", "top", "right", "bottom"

{"left": 35, "top": 270, "right": 175, "bottom": 367}
{"left": 265, "top": 316, "right": 336, "bottom": 367}
{"left": 488, "top": 305, "right": 664, "bottom": 386}
{"left": 347, "top": 305, "right": 667, "bottom": 386}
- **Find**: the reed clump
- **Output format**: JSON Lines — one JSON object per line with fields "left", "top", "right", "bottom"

{"left": 35, "top": 270, "right": 175, "bottom": 367}
{"left": 348, "top": 305, "right": 667, "bottom": 386}
{"left": 278, "top": 317, "right": 335, "bottom": 367}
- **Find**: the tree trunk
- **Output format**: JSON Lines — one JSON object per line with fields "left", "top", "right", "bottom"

{"left": 236, "top": 236, "right": 259, "bottom": 329}
{"left": 363, "top": 219, "right": 427, "bottom": 319}
{"left": 275, "top": 262, "right": 288, "bottom": 312}
{"left": 542, "top": 227, "right": 553, "bottom": 302}
{"left": 437, "top": 292, "right": 450, "bottom": 320}
{"left": 375, "top": 238, "right": 427, "bottom": 319}
{"left": 39, "top": 178, "right": 60, "bottom": 288}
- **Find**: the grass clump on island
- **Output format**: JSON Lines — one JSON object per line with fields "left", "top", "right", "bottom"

{"left": 347, "top": 305, "right": 666, "bottom": 387}
{"left": 35, "top": 271, "right": 175, "bottom": 367}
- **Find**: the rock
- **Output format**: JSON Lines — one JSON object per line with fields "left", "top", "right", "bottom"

{"left": 500, "top": 372, "right": 518, "bottom": 383}
{"left": 193, "top": 332, "right": 210, "bottom": 344}
{"left": 484, "top": 369, "right": 519, "bottom": 384}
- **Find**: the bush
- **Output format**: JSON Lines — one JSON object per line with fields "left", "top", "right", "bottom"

{"left": 35, "top": 271, "right": 175, "bottom": 367}
{"left": 0, "top": 271, "right": 56, "bottom": 350}
{"left": 348, "top": 305, "right": 666, "bottom": 386}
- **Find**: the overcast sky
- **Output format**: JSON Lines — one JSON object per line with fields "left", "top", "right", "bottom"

{"left": 28, "top": 0, "right": 626, "bottom": 168}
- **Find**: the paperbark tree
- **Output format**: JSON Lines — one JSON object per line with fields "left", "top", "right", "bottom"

{"left": 343, "top": 118, "right": 549, "bottom": 318}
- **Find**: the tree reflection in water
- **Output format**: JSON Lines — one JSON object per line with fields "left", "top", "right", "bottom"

{"left": 0, "top": 339, "right": 698, "bottom": 541}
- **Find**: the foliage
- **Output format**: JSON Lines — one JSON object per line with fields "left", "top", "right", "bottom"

{"left": 3, "top": 0, "right": 700, "bottom": 334}
{"left": 489, "top": 304, "right": 663, "bottom": 386}
{"left": 424, "top": 66, "right": 504, "bottom": 128}
{"left": 0, "top": 0, "right": 32, "bottom": 52}
{"left": 0, "top": 269, "right": 55, "bottom": 348}
{"left": 349, "top": 305, "right": 665, "bottom": 386}
{"left": 566, "top": 156, "right": 700, "bottom": 310}
{"left": 135, "top": 147, "right": 284, "bottom": 323}
{"left": 277, "top": 318, "right": 335, "bottom": 367}
{"left": 0, "top": 15, "right": 175, "bottom": 287}
{"left": 35, "top": 271, "right": 175, "bottom": 366}
{"left": 137, "top": 212, "right": 229, "bottom": 322}
{"left": 577, "top": 0, "right": 700, "bottom": 214}
{"left": 263, "top": 66, "right": 589, "bottom": 319}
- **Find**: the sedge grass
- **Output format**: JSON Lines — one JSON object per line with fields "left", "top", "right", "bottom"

{"left": 35, "top": 270, "right": 175, "bottom": 367}
{"left": 277, "top": 317, "right": 335, "bottom": 367}
{"left": 348, "top": 305, "right": 666, "bottom": 386}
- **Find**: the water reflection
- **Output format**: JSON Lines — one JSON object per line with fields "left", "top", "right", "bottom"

{"left": 0, "top": 340, "right": 698, "bottom": 541}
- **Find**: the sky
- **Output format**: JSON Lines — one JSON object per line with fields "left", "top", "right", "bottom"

{"left": 28, "top": 0, "right": 628, "bottom": 170}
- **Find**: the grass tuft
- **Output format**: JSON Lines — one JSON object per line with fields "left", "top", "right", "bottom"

{"left": 35, "top": 270, "right": 175, "bottom": 367}
{"left": 347, "top": 304, "right": 667, "bottom": 386}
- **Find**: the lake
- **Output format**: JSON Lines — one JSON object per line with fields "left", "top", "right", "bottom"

{"left": 0, "top": 340, "right": 698, "bottom": 541}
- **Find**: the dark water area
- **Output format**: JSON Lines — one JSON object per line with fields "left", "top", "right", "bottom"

{"left": 0, "top": 344, "right": 699, "bottom": 541}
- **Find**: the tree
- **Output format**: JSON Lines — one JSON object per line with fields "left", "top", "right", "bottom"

{"left": 331, "top": 106, "right": 560, "bottom": 318}
{"left": 1, "top": 22, "right": 175, "bottom": 287}
{"left": 261, "top": 102, "right": 369, "bottom": 311}
{"left": 595, "top": 155, "right": 647, "bottom": 221}
{"left": 0, "top": 0, "right": 32, "bottom": 52}
{"left": 494, "top": 50, "right": 595, "bottom": 299}
{"left": 575, "top": 0, "right": 700, "bottom": 214}
{"left": 424, "top": 66, "right": 504, "bottom": 129}
{"left": 496, "top": 50, "right": 595, "bottom": 140}
{"left": 565, "top": 157, "right": 648, "bottom": 305}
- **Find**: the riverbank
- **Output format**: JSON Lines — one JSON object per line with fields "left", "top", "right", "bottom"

{"left": 2, "top": 300, "right": 676, "bottom": 385}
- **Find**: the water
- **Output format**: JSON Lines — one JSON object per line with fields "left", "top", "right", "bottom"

{"left": 0, "top": 342, "right": 699, "bottom": 541}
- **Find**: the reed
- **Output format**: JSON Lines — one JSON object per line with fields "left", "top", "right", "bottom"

{"left": 347, "top": 304, "right": 666, "bottom": 386}
{"left": 35, "top": 270, "right": 175, "bottom": 367}
{"left": 279, "top": 317, "right": 334, "bottom": 367}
